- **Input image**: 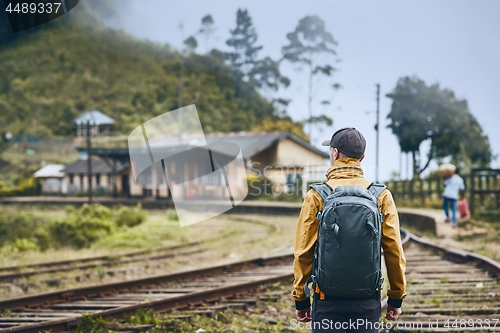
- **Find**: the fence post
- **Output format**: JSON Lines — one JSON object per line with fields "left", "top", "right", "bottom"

{"left": 437, "top": 177, "right": 442, "bottom": 200}
{"left": 496, "top": 173, "right": 500, "bottom": 207}
{"left": 478, "top": 173, "right": 484, "bottom": 206}
{"left": 419, "top": 178, "right": 425, "bottom": 206}
{"left": 409, "top": 178, "right": 414, "bottom": 201}
{"left": 470, "top": 171, "right": 475, "bottom": 216}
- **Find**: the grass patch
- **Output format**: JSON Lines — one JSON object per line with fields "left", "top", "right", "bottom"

{"left": 75, "top": 313, "right": 110, "bottom": 333}
{"left": 93, "top": 217, "right": 186, "bottom": 250}
{"left": 401, "top": 224, "right": 436, "bottom": 238}
{"left": 453, "top": 219, "right": 500, "bottom": 259}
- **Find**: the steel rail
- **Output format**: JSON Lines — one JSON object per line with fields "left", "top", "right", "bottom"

{"left": 388, "top": 229, "right": 500, "bottom": 332}
{"left": 0, "top": 253, "right": 294, "bottom": 332}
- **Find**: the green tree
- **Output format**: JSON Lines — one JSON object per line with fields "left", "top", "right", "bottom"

{"left": 282, "top": 15, "right": 339, "bottom": 137}
{"left": 226, "top": 9, "right": 289, "bottom": 101}
{"left": 226, "top": 9, "right": 263, "bottom": 97}
{"left": 183, "top": 36, "right": 198, "bottom": 53}
{"left": 198, "top": 14, "right": 216, "bottom": 53}
{"left": 249, "top": 56, "right": 290, "bottom": 91}
{"left": 386, "top": 76, "right": 492, "bottom": 177}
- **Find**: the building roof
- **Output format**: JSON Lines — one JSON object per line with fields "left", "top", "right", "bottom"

{"left": 34, "top": 164, "right": 65, "bottom": 178}
{"left": 205, "top": 132, "right": 329, "bottom": 159}
{"left": 84, "top": 131, "right": 329, "bottom": 160}
{"left": 63, "top": 158, "right": 128, "bottom": 174}
{"left": 73, "top": 110, "right": 115, "bottom": 125}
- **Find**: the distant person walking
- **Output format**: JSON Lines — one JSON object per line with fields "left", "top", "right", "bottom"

{"left": 442, "top": 168, "right": 465, "bottom": 227}
{"left": 292, "top": 128, "right": 406, "bottom": 332}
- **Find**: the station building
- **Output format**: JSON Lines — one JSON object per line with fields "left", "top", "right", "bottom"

{"left": 62, "top": 131, "right": 328, "bottom": 198}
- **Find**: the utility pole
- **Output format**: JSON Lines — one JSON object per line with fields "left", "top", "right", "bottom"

{"left": 86, "top": 117, "right": 93, "bottom": 203}
{"left": 375, "top": 84, "right": 380, "bottom": 183}
{"left": 178, "top": 21, "right": 185, "bottom": 142}
{"left": 399, "top": 150, "right": 402, "bottom": 181}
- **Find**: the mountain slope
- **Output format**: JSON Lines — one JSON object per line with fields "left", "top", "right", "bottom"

{"left": 0, "top": 3, "right": 303, "bottom": 138}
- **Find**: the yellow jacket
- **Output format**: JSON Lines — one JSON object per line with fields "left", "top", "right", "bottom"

{"left": 293, "top": 158, "right": 406, "bottom": 309}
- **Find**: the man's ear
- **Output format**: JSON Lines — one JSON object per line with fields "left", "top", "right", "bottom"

{"left": 359, "top": 154, "right": 365, "bottom": 162}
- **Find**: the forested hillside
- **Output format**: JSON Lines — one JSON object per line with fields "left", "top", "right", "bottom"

{"left": 0, "top": 2, "right": 305, "bottom": 139}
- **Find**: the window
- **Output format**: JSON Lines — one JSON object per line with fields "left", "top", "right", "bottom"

{"left": 96, "top": 174, "right": 101, "bottom": 186}
{"left": 69, "top": 174, "right": 74, "bottom": 184}
{"left": 286, "top": 173, "right": 302, "bottom": 192}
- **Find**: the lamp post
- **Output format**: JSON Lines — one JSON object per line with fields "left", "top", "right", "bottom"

{"left": 86, "top": 115, "right": 93, "bottom": 203}
{"left": 366, "top": 84, "right": 381, "bottom": 183}
{"left": 375, "top": 84, "right": 380, "bottom": 183}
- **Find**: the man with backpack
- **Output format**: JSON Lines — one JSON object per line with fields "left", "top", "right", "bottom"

{"left": 292, "top": 128, "right": 406, "bottom": 332}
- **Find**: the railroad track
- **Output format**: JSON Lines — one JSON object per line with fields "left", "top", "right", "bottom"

{"left": 0, "top": 227, "right": 498, "bottom": 332}
{"left": 390, "top": 232, "right": 500, "bottom": 332}
{"left": 0, "top": 253, "right": 294, "bottom": 332}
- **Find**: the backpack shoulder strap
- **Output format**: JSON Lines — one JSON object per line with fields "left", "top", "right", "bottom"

{"left": 309, "top": 182, "right": 334, "bottom": 202}
{"left": 367, "top": 182, "right": 387, "bottom": 198}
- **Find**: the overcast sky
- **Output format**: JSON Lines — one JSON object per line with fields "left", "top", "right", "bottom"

{"left": 105, "top": 0, "right": 500, "bottom": 182}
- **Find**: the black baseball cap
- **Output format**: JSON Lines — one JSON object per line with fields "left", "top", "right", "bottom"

{"left": 322, "top": 127, "right": 366, "bottom": 158}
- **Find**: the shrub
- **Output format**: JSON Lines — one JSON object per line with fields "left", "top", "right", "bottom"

{"left": 0, "top": 238, "right": 38, "bottom": 255}
{"left": 0, "top": 210, "right": 44, "bottom": 247}
{"left": 79, "top": 203, "right": 112, "bottom": 220}
{"left": 11, "top": 238, "right": 37, "bottom": 252}
{"left": 49, "top": 216, "right": 115, "bottom": 249}
{"left": 45, "top": 204, "right": 117, "bottom": 249}
{"left": 0, "top": 203, "right": 148, "bottom": 252}
{"left": 113, "top": 204, "right": 146, "bottom": 228}
{"left": 33, "top": 227, "right": 51, "bottom": 251}
{"left": 65, "top": 205, "right": 77, "bottom": 215}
